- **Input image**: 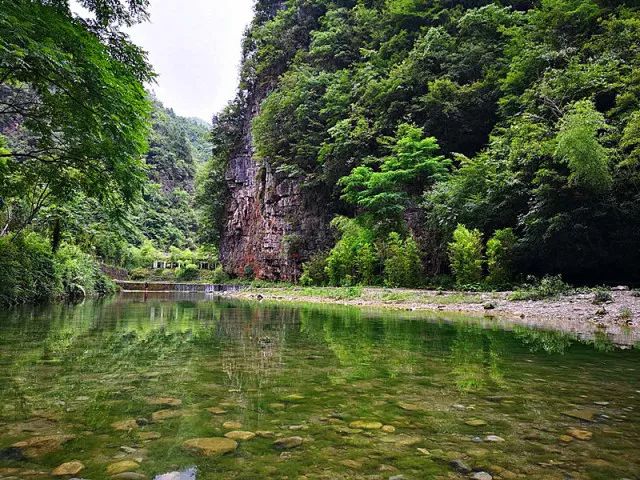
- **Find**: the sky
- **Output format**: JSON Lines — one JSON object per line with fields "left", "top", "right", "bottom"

{"left": 75, "top": 0, "right": 255, "bottom": 123}
{"left": 127, "top": 0, "right": 255, "bottom": 123}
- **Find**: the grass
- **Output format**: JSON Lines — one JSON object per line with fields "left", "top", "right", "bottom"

{"left": 243, "top": 285, "right": 487, "bottom": 306}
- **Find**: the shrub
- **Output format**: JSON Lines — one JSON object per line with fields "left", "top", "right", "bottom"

{"left": 0, "top": 232, "right": 58, "bottom": 305}
{"left": 486, "top": 228, "right": 517, "bottom": 287}
{"left": 54, "top": 243, "right": 115, "bottom": 299}
{"left": 592, "top": 287, "right": 613, "bottom": 305}
{"left": 243, "top": 264, "right": 255, "bottom": 279}
{"left": 510, "top": 275, "right": 572, "bottom": 301}
{"left": 325, "top": 217, "right": 379, "bottom": 286}
{"left": 200, "top": 265, "right": 229, "bottom": 283}
{"left": 300, "top": 251, "right": 329, "bottom": 286}
{"left": 383, "top": 232, "right": 422, "bottom": 288}
{"left": 448, "top": 224, "right": 484, "bottom": 286}
{"left": 130, "top": 267, "right": 151, "bottom": 280}
{"left": 176, "top": 263, "right": 199, "bottom": 281}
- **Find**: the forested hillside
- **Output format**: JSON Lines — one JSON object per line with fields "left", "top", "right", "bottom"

{"left": 206, "top": 0, "right": 640, "bottom": 286}
{"left": 0, "top": 0, "right": 213, "bottom": 304}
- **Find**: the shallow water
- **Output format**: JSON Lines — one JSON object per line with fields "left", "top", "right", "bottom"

{"left": 0, "top": 293, "right": 638, "bottom": 480}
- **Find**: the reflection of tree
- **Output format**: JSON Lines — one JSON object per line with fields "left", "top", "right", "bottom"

{"left": 299, "top": 306, "right": 423, "bottom": 384}
{"left": 512, "top": 326, "right": 574, "bottom": 354}
{"left": 449, "top": 325, "right": 506, "bottom": 391}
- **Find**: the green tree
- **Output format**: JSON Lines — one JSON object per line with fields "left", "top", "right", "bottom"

{"left": 0, "top": 0, "right": 154, "bottom": 235}
{"left": 554, "top": 100, "right": 611, "bottom": 193}
{"left": 383, "top": 232, "right": 423, "bottom": 288}
{"left": 448, "top": 225, "right": 484, "bottom": 286}
{"left": 486, "top": 228, "right": 517, "bottom": 286}
{"left": 339, "top": 124, "right": 450, "bottom": 230}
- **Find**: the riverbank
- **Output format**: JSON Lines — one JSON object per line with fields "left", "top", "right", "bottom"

{"left": 222, "top": 286, "right": 640, "bottom": 345}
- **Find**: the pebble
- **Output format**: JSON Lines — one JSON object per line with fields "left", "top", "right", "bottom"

{"left": 465, "top": 419, "right": 487, "bottom": 427}
{"left": 224, "top": 431, "right": 256, "bottom": 441}
{"left": 51, "top": 461, "right": 85, "bottom": 476}
{"left": 112, "top": 473, "right": 147, "bottom": 480}
{"left": 222, "top": 421, "right": 242, "bottom": 430}
{"left": 484, "top": 435, "right": 505, "bottom": 443}
{"left": 449, "top": 459, "right": 472, "bottom": 473}
{"left": 471, "top": 473, "right": 492, "bottom": 480}
{"left": 106, "top": 461, "right": 140, "bottom": 476}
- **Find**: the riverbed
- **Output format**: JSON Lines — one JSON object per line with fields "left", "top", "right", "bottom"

{"left": 0, "top": 293, "right": 638, "bottom": 479}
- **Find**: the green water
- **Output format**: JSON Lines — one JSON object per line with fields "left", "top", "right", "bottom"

{"left": 0, "top": 294, "right": 638, "bottom": 480}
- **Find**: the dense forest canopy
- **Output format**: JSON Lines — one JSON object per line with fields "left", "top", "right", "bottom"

{"left": 205, "top": 0, "right": 640, "bottom": 286}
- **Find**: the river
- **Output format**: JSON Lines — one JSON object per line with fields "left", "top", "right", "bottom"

{"left": 0, "top": 293, "right": 638, "bottom": 479}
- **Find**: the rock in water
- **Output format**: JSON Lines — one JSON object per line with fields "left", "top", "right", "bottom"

{"left": 112, "top": 474, "right": 148, "bottom": 480}
{"left": 465, "top": 419, "right": 487, "bottom": 427}
{"left": 472, "top": 473, "right": 493, "bottom": 480}
{"left": 107, "top": 461, "right": 141, "bottom": 476}
{"left": 182, "top": 438, "right": 238, "bottom": 457}
{"left": 112, "top": 419, "right": 139, "bottom": 431}
{"left": 567, "top": 428, "right": 593, "bottom": 440}
{"left": 52, "top": 461, "right": 85, "bottom": 476}
{"left": 222, "top": 421, "right": 242, "bottom": 430}
{"left": 151, "top": 409, "right": 182, "bottom": 421}
{"left": 10, "top": 435, "right": 75, "bottom": 459}
{"left": 449, "top": 459, "right": 472, "bottom": 473}
{"left": 561, "top": 409, "right": 598, "bottom": 422}
{"left": 349, "top": 420, "right": 383, "bottom": 430}
{"left": 154, "top": 467, "right": 197, "bottom": 480}
{"left": 273, "top": 436, "right": 303, "bottom": 450}
{"left": 145, "top": 397, "right": 182, "bottom": 407}
{"left": 224, "top": 431, "right": 256, "bottom": 441}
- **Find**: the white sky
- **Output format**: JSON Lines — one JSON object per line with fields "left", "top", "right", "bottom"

{"left": 74, "top": 1, "right": 256, "bottom": 123}
{"left": 128, "top": 0, "right": 255, "bottom": 123}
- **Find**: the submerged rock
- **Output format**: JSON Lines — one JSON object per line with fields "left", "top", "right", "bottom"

{"left": 11, "top": 434, "right": 75, "bottom": 459}
{"left": 484, "top": 435, "right": 505, "bottom": 443}
{"left": 206, "top": 407, "right": 227, "bottom": 415}
{"left": 566, "top": 428, "right": 593, "bottom": 440}
{"left": 465, "top": 419, "right": 487, "bottom": 427}
{"left": 381, "top": 425, "right": 396, "bottom": 433}
{"left": 153, "top": 467, "right": 197, "bottom": 480}
{"left": 112, "top": 473, "right": 147, "bottom": 480}
{"left": 471, "top": 472, "right": 492, "bottom": 480}
{"left": 449, "top": 459, "right": 472, "bottom": 473}
{"left": 106, "top": 461, "right": 140, "bottom": 475}
{"left": 52, "top": 461, "right": 85, "bottom": 476}
{"left": 145, "top": 397, "right": 182, "bottom": 407}
{"left": 273, "top": 436, "right": 303, "bottom": 450}
{"left": 224, "top": 431, "right": 255, "bottom": 441}
{"left": 182, "top": 438, "right": 237, "bottom": 457}
{"left": 112, "top": 420, "right": 139, "bottom": 431}
{"left": 561, "top": 409, "right": 598, "bottom": 422}
{"left": 151, "top": 410, "right": 182, "bottom": 422}
{"left": 222, "top": 421, "right": 242, "bottom": 430}
{"left": 349, "top": 420, "right": 383, "bottom": 430}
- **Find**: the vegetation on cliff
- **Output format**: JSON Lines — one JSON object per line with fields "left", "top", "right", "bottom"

{"left": 208, "top": 0, "right": 640, "bottom": 288}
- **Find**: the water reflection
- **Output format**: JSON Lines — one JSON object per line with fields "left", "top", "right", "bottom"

{"left": 0, "top": 294, "right": 638, "bottom": 480}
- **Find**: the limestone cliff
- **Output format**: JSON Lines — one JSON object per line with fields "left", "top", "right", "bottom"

{"left": 219, "top": 9, "right": 330, "bottom": 280}
{"left": 220, "top": 98, "right": 330, "bottom": 281}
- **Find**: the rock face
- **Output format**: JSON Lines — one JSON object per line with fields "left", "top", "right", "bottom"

{"left": 219, "top": 1, "right": 330, "bottom": 282}
{"left": 221, "top": 140, "right": 330, "bottom": 282}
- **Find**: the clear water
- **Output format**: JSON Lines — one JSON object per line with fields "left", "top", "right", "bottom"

{"left": 0, "top": 293, "right": 638, "bottom": 480}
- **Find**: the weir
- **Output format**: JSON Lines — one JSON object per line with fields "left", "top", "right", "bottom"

{"left": 115, "top": 281, "right": 243, "bottom": 293}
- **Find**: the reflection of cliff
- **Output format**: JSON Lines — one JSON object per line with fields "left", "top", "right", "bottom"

{"left": 216, "top": 305, "right": 309, "bottom": 405}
